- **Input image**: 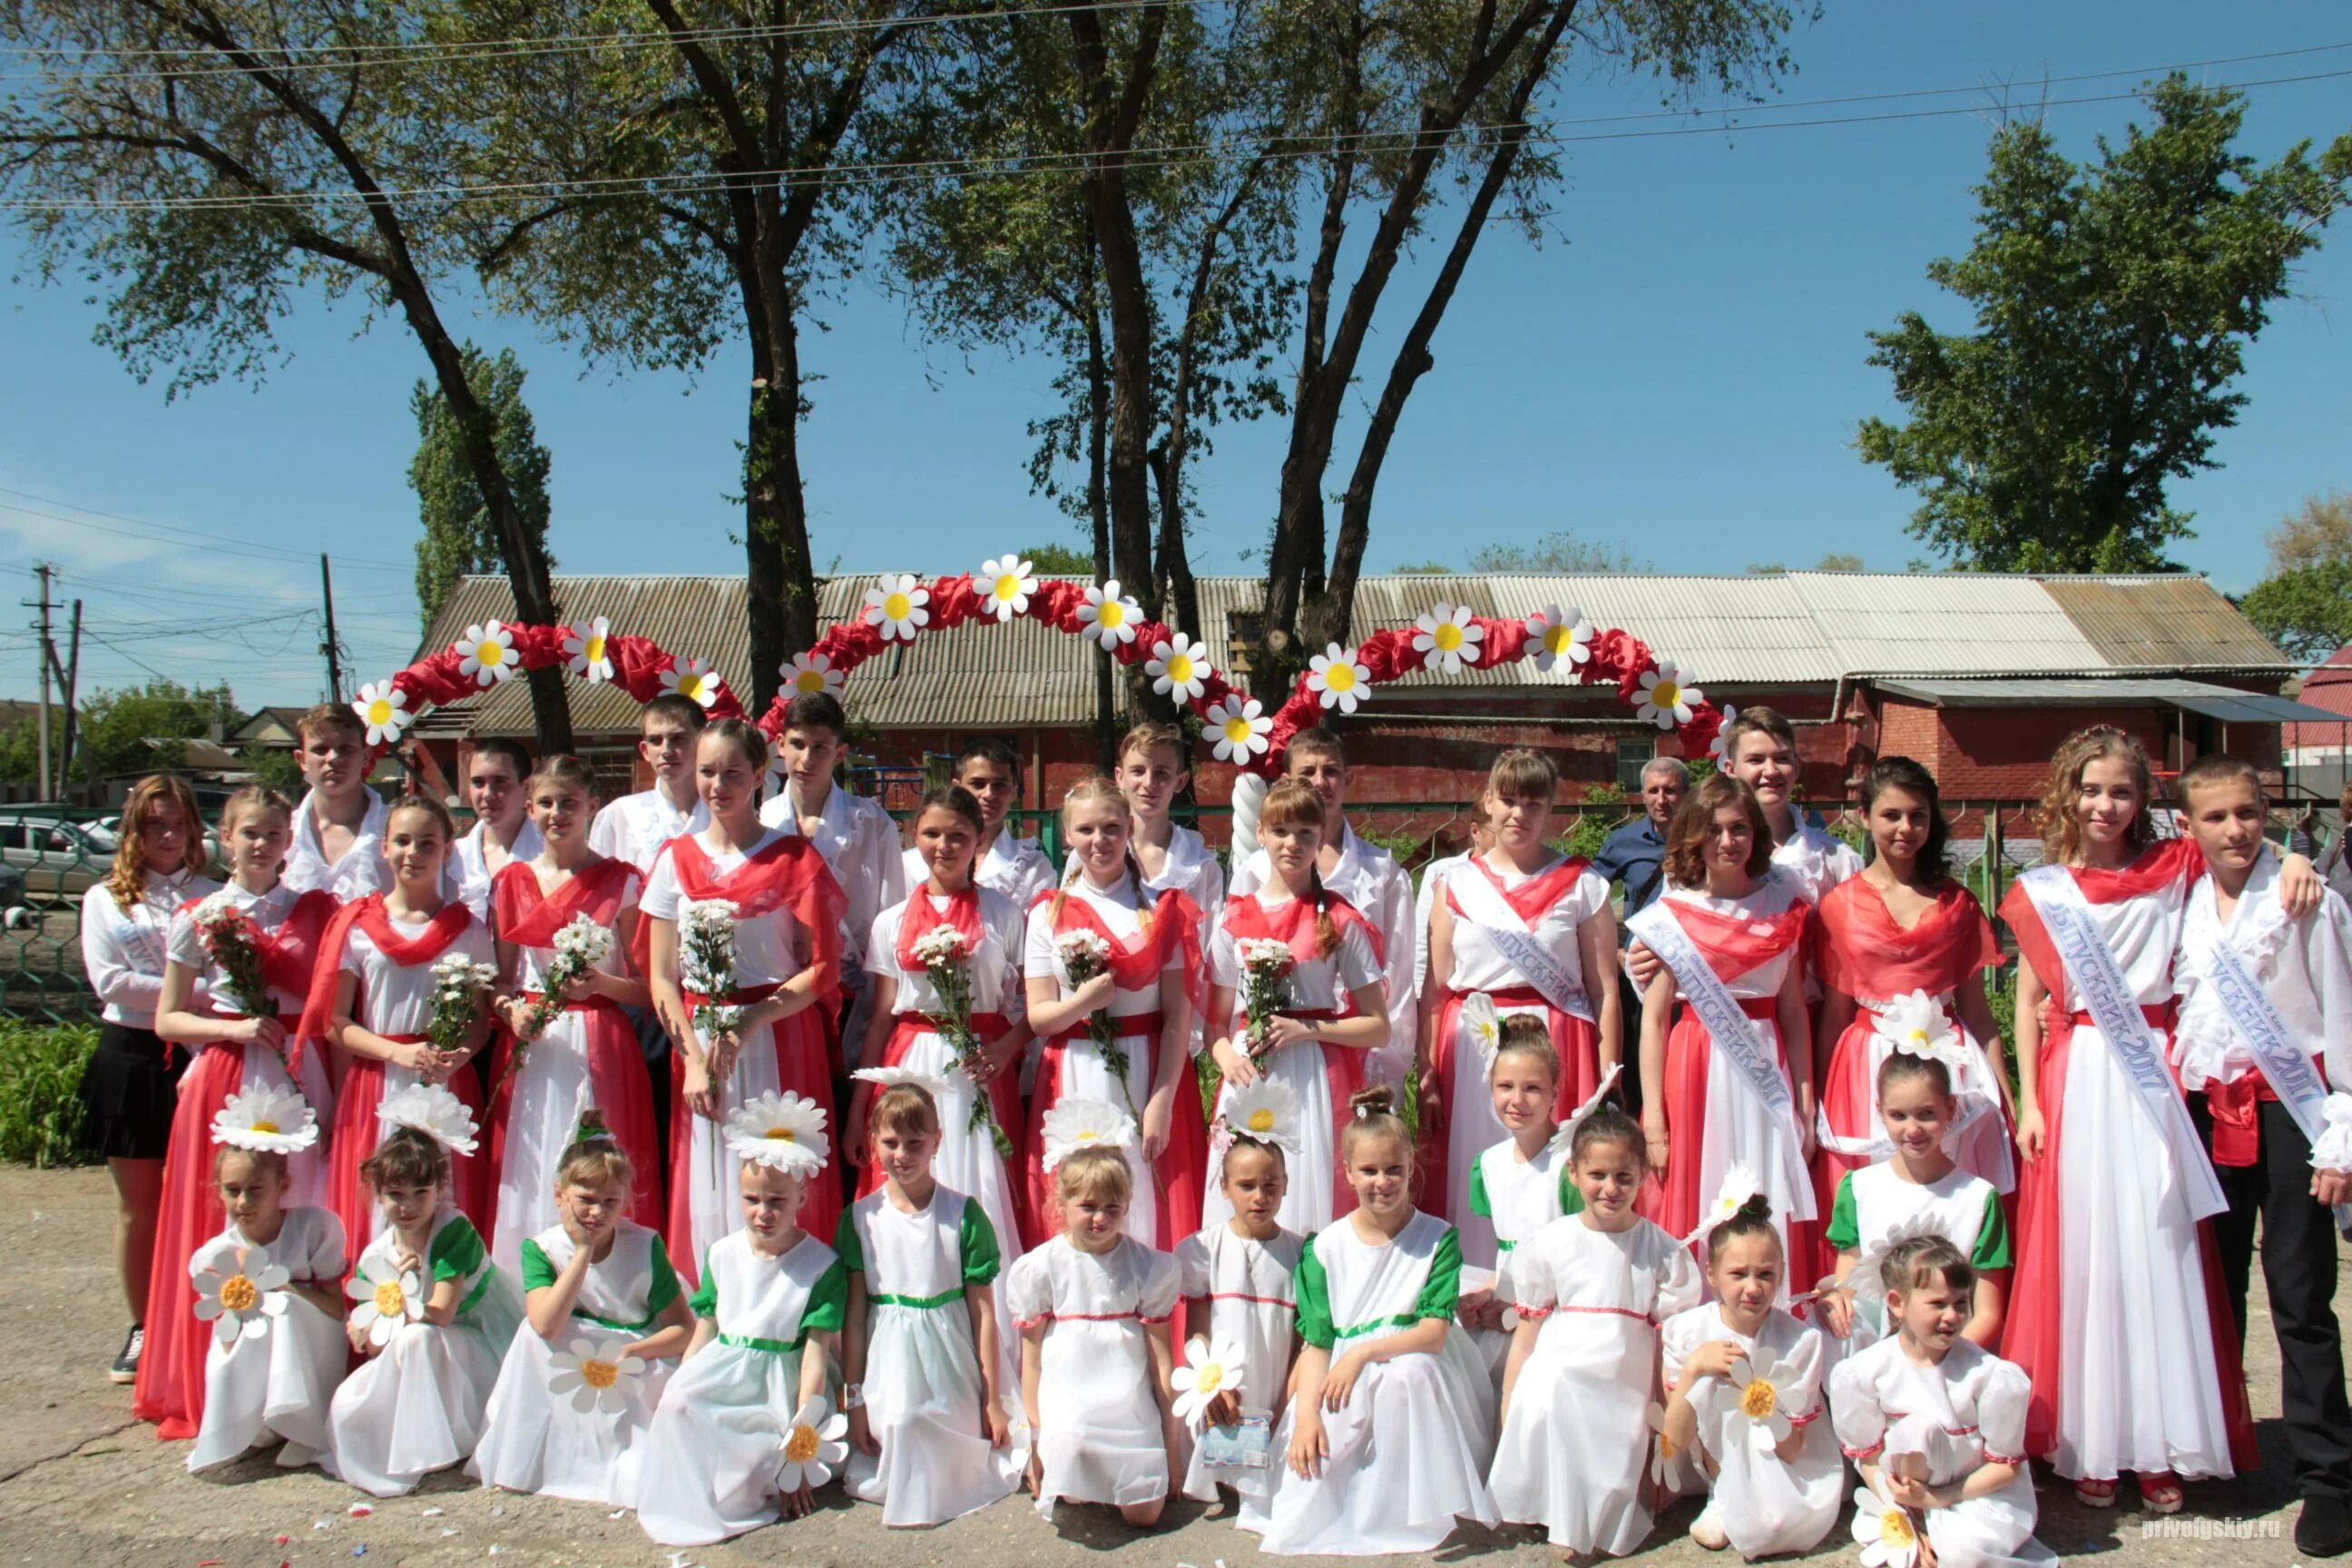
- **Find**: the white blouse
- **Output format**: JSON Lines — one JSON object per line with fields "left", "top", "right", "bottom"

{"left": 1023, "top": 879, "right": 1181, "bottom": 1022}
{"left": 587, "top": 787, "right": 708, "bottom": 877}
{"left": 642, "top": 829, "right": 807, "bottom": 988}
{"left": 760, "top": 781, "right": 906, "bottom": 967}
{"left": 1205, "top": 892, "right": 1381, "bottom": 1014}
{"left": 869, "top": 887, "right": 1027, "bottom": 1019}
{"left": 282, "top": 788, "right": 393, "bottom": 901}
{"left": 165, "top": 882, "right": 310, "bottom": 1017}
{"left": 1436, "top": 855, "right": 1610, "bottom": 997}
{"left": 339, "top": 915, "right": 499, "bottom": 1036}
{"left": 81, "top": 869, "right": 220, "bottom": 1029}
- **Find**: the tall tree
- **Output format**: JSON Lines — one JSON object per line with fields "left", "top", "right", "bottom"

{"left": 1860, "top": 79, "right": 2352, "bottom": 573}
{"left": 2241, "top": 490, "right": 2352, "bottom": 663}
{"left": 0, "top": 0, "right": 575, "bottom": 750}
{"left": 411, "top": 345, "right": 554, "bottom": 629}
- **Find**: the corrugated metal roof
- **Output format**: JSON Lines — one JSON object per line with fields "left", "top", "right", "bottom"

{"left": 2040, "top": 576, "right": 2292, "bottom": 672}
{"left": 1876, "top": 678, "right": 2334, "bottom": 723}
{"left": 1787, "top": 573, "right": 2110, "bottom": 678}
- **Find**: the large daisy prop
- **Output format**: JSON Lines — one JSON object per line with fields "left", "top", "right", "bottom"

{"left": 1871, "top": 990, "right": 1963, "bottom": 1068}
{"left": 1525, "top": 605, "right": 1592, "bottom": 675}
{"left": 347, "top": 1264, "right": 426, "bottom": 1348}
{"left": 1146, "top": 632, "right": 1213, "bottom": 701}
{"left": 1731, "top": 1352, "right": 1805, "bottom": 1453}
{"left": 1306, "top": 642, "right": 1371, "bottom": 713}
{"left": 978, "top": 555, "right": 1038, "bottom": 622}
{"left": 1647, "top": 1401, "right": 1692, "bottom": 1493}
{"left": 377, "top": 1082, "right": 480, "bottom": 1156}
{"left": 1634, "top": 661, "right": 1700, "bottom": 730}
{"left": 1460, "top": 992, "right": 1503, "bottom": 1074}
{"left": 1411, "top": 603, "right": 1485, "bottom": 675}
{"left": 211, "top": 1084, "right": 320, "bottom": 1154}
{"left": 782, "top": 650, "right": 846, "bottom": 699}
{"left": 659, "top": 655, "right": 720, "bottom": 708}
{"left": 851, "top": 1064, "right": 954, "bottom": 1100}
{"left": 562, "top": 617, "right": 614, "bottom": 682}
{"left": 193, "top": 1243, "right": 290, "bottom": 1348}
{"left": 864, "top": 573, "right": 930, "bottom": 642}
{"left": 1851, "top": 1476, "right": 1922, "bottom": 1568}
{"left": 1039, "top": 1096, "right": 1137, "bottom": 1172}
{"left": 777, "top": 1396, "right": 849, "bottom": 1493}
{"left": 724, "top": 1091, "right": 830, "bottom": 1177}
{"left": 1169, "top": 1336, "right": 1250, "bottom": 1429}
{"left": 456, "top": 620, "right": 517, "bottom": 686}
{"left": 548, "top": 1337, "right": 646, "bottom": 1415}
{"left": 1205, "top": 694, "right": 1271, "bottom": 764}
{"left": 1076, "top": 580, "right": 1141, "bottom": 650}
{"left": 1220, "top": 1078, "right": 1301, "bottom": 1154}
{"left": 350, "top": 681, "right": 409, "bottom": 747}
{"left": 1682, "top": 1162, "right": 1769, "bottom": 1248}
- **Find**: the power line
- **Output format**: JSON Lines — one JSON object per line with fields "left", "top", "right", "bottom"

{"left": 0, "top": 485, "right": 411, "bottom": 569}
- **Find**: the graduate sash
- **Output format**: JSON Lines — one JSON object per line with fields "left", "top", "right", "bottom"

{"left": 1444, "top": 861, "right": 1595, "bottom": 1024}
{"left": 2018, "top": 865, "right": 2227, "bottom": 1220}
{"left": 1625, "top": 902, "right": 1791, "bottom": 1121}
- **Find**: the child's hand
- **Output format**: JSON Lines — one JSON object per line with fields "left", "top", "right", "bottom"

{"left": 1205, "top": 1389, "right": 1244, "bottom": 1429}
{"left": 562, "top": 967, "right": 602, "bottom": 1002}
{"left": 780, "top": 1479, "right": 816, "bottom": 1520}
{"left": 1681, "top": 1340, "right": 1745, "bottom": 1386}
{"left": 2315, "top": 1167, "right": 2351, "bottom": 1207}
{"left": 505, "top": 998, "right": 546, "bottom": 1043}
{"left": 2015, "top": 1106, "right": 2046, "bottom": 1164}
{"left": 346, "top": 1318, "right": 372, "bottom": 1355}
{"left": 1887, "top": 1474, "right": 1939, "bottom": 1512}
{"left": 1626, "top": 941, "right": 1661, "bottom": 988}
{"left": 1642, "top": 1113, "right": 1671, "bottom": 1177}
{"left": 984, "top": 1402, "right": 1010, "bottom": 1449}
{"left": 1819, "top": 1287, "right": 1855, "bottom": 1339}
{"left": 847, "top": 1405, "right": 879, "bottom": 1456}
{"left": 1260, "top": 1014, "right": 1315, "bottom": 1053}
{"left": 681, "top": 1060, "right": 717, "bottom": 1119}
{"left": 1319, "top": 1348, "right": 1367, "bottom": 1411}
{"left": 1288, "top": 1410, "right": 1328, "bottom": 1480}
{"left": 979, "top": 1030, "right": 1024, "bottom": 1081}
{"left": 1415, "top": 1070, "right": 1442, "bottom": 1138}
{"left": 1211, "top": 1038, "right": 1259, "bottom": 1088}
{"left": 704, "top": 1031, "right": 741, "bottom": 1092}
{"left": 1455, "top": 1285, "right": 1494, "bottom": 1331}
{"left": 2280, "top": 853, "right": 2325, "bottom": 917}
{"left": 388, "top": 1037, "right": 439, "bottom": 1074}
{"left": 842, "top": 1087, "right": 871, "bottom": 1169}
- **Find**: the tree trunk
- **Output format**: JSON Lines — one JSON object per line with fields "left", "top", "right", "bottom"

{"left": 1086, "top": 283, "right": 1117, "bottom": 770}
{"left": 744, "top": 297, "right": 819, "bottom": 715}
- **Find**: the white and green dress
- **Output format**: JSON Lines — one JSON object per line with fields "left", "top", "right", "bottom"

{"left": 1826, "top": 1161, "right": 2010, "bottom": 1353}
{"left": 327, "top": 1210, "right": 524, "bottom": 1496}
{"left": 838, "top": 1186, "right": 1022, "bottom": 1525}
{"left": 1258, "top": 1210, "right": 1499, "bottom": 1556}
{"left": 470, "top": 1219, "right": 684, "bottom": 1506}
{"left": 186, "top": 1205, "right": 348, "bottom": 1474}
{"left": 1465, "top": 1134, "right": 1582, "bottom": 1380}
{"left": 636, "top": 1230, "right": 848, "bottom": 1547}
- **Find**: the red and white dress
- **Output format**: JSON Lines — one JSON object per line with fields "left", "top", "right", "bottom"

{"left": 1422, "top": 853, "right": 1612, "bottom": 1261}
{"left": 644, "top": 828, "right": 848, "bottom": 1282}
{"left": 1204, "top": 890, "right": 1383, "bottom": 1232}
{"left": 136, "top": 881, "right": 338, "bottom": 1441}
{"left": 1998, "top": 839, "right": 2255, "bottom": 1482}
{"left": 1813, "top": 880, "right": 2014, "bottom": 1265}
{"left": 489, "top": 858, "right": 662, "bottom": 1273}
{"left": 1021, "top": 877, "right": 1206, "bottom": 1250}
{"left": 301, "top": 896, "right": 496, "bottom": 1254}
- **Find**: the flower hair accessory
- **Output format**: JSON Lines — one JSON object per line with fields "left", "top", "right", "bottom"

{"left": 1547, "top": 1063, "right": 1624, "bottom": 1152}
{"left": 377, "top": 1083, "right": 481, "bottom": 1156}
{"left": 1220, "top": 1079, "right": 1301, "bottom": 1153}
{"left": 1039, "top": 1096, "right": 1137, "bottom": 1172}
{"left": 1871, "top": 989, "right": 1964, "bottom": 1068}
{"left": 724, "top": 1091, "right": 830, "bottom": 1176}
{"left": 211, "top": 1083, "right": 320, "bottom": 1154}
{"left": 851, "top": 1064, "right": 954, "bottom": 1100}
{"left": 1681, "top": 1162, "right": 1769, "bottom": 1248}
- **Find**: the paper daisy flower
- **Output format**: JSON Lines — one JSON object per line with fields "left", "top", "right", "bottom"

{"left": 1524, "top": 604, "right": 1592, "bottom": 675}
{"left": 548, "top": 1337, "right": 646, "bottom": 1415}
{"left": 781, "top": 650, "right": 846, "bottom": 699}
{"left": 1684, "top": 1162, "right": 1769, "bottom": 1246}
{"left": 1709, "top": 702, "right": 1742, "bottom": 757}
{"left": 724, "top": 1090, "right": 830, "bottom": 1176}
{"left": 1221, "top": 1078, "right": 1301, "bottom": 1153}
{"left": 350, "top": 681, "right": 409, "bottom": 747}
{"left": 456, "top": 621, "right": 517, "bottom": 687}
{"left": 1004, "top": 1412, "right": 1034, "bottom": 1475}
{"left": 978, "top": 555, "right": 1038, "bottom": 622}
{"left": 1076, "top": 580, "right": 1141, "bottom": 650}
{"left": 1460, "top": 992, "right": 1503, "bottom": 1073}
{"left": 348, "top": 1265, "right": 426, "bottom": 1348}
{"left": 777, "top": 1396, "right": 849, "bottom": 1492}
{"left": 562, "top": 617, "right": 614, "bottom": 682}
{"left": 1851, "top": 1478, "right": 1921, "bottom": 1568}
{"left": 658, "top": 655, "right": 720, "bottom": 708}
{"left": 863, "top": 573, "right": 931, "bottom": 642}
{"left": 851, "top": 1064, "right": 953, "bottom": 1099}
{"left": 1634, "top": 661, "right": 1700, "bottom": 730}
{"left": 1205, "top": 694, "right": 1271, "bottom": 763}
{"left": 1647, "top": 1401, "right": 1691, "bottom": 1491}
{"left": 1169, "top": 1336, "right": 1249, "bottom": 1429}
{"left": 1733, "top": 1354, "right": 1803, "bottom": 1452}
{"left": 377, "top": 1082, "right": 480, "bottom": 1156}
{"left": 1411, "top": 603, "right": 1485, "bottom": 675}
{"left": 211, "top": 1084, "right": 320, "bottom": 1154}
{"left": 1039, "top": 1096, "right": 1137, "bottom": 1172}
{"left": 194, "top": 1244, "right": 289, "bottom": 1348}
{"left": 1551, "top": 1062, "right": 1625, "bottom": 1150}
{"left": 1307, "top": 643, "right": 1372, "bottom": 713}
{"left": 1872, "top": 989, "right": 1963, "bottom": 1066}
{"left": 1146, "top": 632, "right": 1212, "bottom": 701}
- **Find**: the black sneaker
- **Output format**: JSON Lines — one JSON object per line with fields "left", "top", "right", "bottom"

{"left": 108, "top": 1325, "right": 142, "bottom": 1386}
{"left": 2298, "top": 1496, "right": 2352, "bottom": 1558}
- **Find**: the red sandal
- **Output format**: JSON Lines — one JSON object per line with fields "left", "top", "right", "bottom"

{"left": 2073, "top": 1476, "right": 2117, "bottom": 1509}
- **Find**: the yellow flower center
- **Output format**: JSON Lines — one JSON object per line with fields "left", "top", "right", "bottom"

{"left": 882, "top": 591, "right": 913, "bottom": 622}
{"left": 249, "top": 1120, "right": 279, "bottom": 1135}
{"left": 218, "top": 1274, "right": 260, "bottom": 1313}
{"left": 1544, "top": 623, "right": 1577, "bottom": 656}
{"left": 1097, "top": 600, "right": 1125, "bottom": 629}
{"left": 1739, "top": 1377, "right": 1778, "bottom": 1420}
{"left": 1075, "top": 1130, "right": 1099, "bottom": 1143}
{"left": 372, "top": 1281, "right": 407, "bottom": 1317}
{"left": 1323, "top": 662, "right": 1357, "bottom": 692}
{"left": 475, "top": 639, "right": 505, "bottom": 667}
{"left": 1651, "top": 681, "right": 1681, "bottom": 710}
{"left": 994, "top": 573, "right": 1023, "bottom": 602}
{"left": 1880, "top": 1509, "right": 1916, "bottom": 1549}
{"left": 1659, "top": 1432, "right": 1679, "bottom": 1459}
{"left": 1223, "top": 716, "right": 1253, "bottom": 745}
{"left": 1247, "top": 1108, "right": 1276, "bottom": 1132}
{"left": 783, "top": 1424, "right": 821, "bottom": 1465}
{"left": 765, "top": 1127, "right": 796, "bottom": 1142}
{"left": 1431, "top": 622, "right": 1463, "bottom": 652}
{"left": 676, "top": 674, "right": 704, "bottom": 700}
{"left": 364, "top": 698, "right": 394, "bottom": 726}
{"left": 1192, "top": 1361, "right": 1226, "bottom": 1395}
{"left": 1907, "top": 1029, "right": 1930, "bottom": 1045}
{"left": 579, "top": 1357, "right": 620, "bottom": 1390}
{"left": 1165, "top": 653, "right": 1194, "bottom": 683}
{"left": 795, "top": 669, "right": 827, "bottom": 693}
{"left": 583, "top": 635, "right": 605, "bottom": 662}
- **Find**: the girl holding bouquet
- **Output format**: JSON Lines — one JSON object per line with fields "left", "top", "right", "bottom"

{"left": 489, "top": 755, "right": 658, "bottom": 1275}
{"left": 307, "top": 797, "right": 499, "bottom": 1256}
{"left": 1202, "top": 779, "right": 1387, "bottom": 1232}
{"left": 646, "top": 719, "right": 848, "bottom": 1281}
{"left": 142, "top": 786, "right": 338, "bottom": 1440}
{"left": 1022, "top": 777, "right": 1204, "bottom": 1250}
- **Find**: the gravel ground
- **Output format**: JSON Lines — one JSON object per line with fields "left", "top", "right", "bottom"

{"left": 1, "top": 1164, "right": 2340, "bottom": 1568}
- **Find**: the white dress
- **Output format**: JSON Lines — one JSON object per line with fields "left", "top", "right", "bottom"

{"left": 1174, "top": 1222, "right": 1303, "bottom": 1512}
{"left": 1259, "top": 1211, "right": 1499, "bottom": 1556}
{"left": 1826, "top": 1162, "right": 2009, "bottom": 1352}
{"left": 469, "top": 1220, "right": 682, "bottom": 1506}
{"left": 1832, "top": 1337, "right": 2056, "bottom": 1568}
{"left": 1200, "top": 897, "right": 1381, "bottom": 1234}
{"left": 1660, "top": 1301, "right": 1845, "bottom": 1557}
{"left": 1233, "top": 824, "right": 1418, "bottom": 1086}
{"left": 1491, "top": 1217, "right": 1702, "bottom": 1553}
{"left": 1465, "top": 1135, "right": 1580, "bottom": 1378}
{"left": 638, "top": 1230, "right": 848, "bottom": 1546}
{"left": 1004, "top": 1233, "right": 1181, "bottom": 1519}
{"left": 490, "top": 870, "right": 642, "bottom": 1278}
{"left": 186, "top": 1206, "right": 348, "bottom": 1473}
{"left": 328, "top": 1210, "right": 524, "bottom": 1496}
{"left": 838, "top": 1188, "right": 1022, "bottom": 1525}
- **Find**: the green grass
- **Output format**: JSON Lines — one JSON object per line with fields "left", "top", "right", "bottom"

{"left": 0, "top": 1021, "right": 99, "bottom": 1167}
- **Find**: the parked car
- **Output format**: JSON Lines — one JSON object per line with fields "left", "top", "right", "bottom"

{"left": 0, "top": 862, "right": 26, "bottom": 925}
{"left": 0, "top": 813, "right": 113, "bottom": 898}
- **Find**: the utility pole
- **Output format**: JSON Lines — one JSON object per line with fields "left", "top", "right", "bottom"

{"left": 318, "top": 554, "right": 345, "bottom": 701}
{"left": 44, "top": 600, "right": 82, "bottom": 791}
{"left": 31, "top": 563, "right": 53, "bottom": 800}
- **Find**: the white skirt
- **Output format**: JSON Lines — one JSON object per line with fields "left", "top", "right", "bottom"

{"left": 1258, "top": 1330, "right": 1499, "bottom": 1556}
{"left": 328, "top": 1317, "right": 505, "bottom": 1497}
{"left": 1685, "top": 1375, "right": 1843, "bottom": 1556}
{"left": 680, "top": 1021, "right": 784, "bottom": 1269}
{"left": 637, "top": 1342, "right": 808, "bottom": 1546}
{"left": 1489, "top": 1321, "right": 1657, "bottom": 1553}
{"left": 1890, "top": 1414, "right": 2057, "bottom": 1568}
{"left": 1202, "top": 1040, "right": 1338, "bottom": 1236}
{"left": 887, "top": 1028, "right": 1025, "bottom": 1396}
{"left": 491, "top": 1014, "right": 598, "bottom": 1279}
{"left": 468, "top": 1321, "right": 677, "bottom": 1508}
{"left": 187, "top": 1295, "right": 345, "bottom": 1473}
{"left": 845, "top": 1300, "right": 1021, "bottom": 1525}
{"left": 1034, "top": 1322, "right": 1169, "bottom": 1518}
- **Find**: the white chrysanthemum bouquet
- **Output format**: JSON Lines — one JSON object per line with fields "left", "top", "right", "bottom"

{"left": 908, "top": 924, "right": 1013, "bottom": 1158}
{"left": 1054, "top": 927, "right": 1133, "bottom": 1111}
{"left": 1235, "top": 936, "right": 1295, "bottom": 1059}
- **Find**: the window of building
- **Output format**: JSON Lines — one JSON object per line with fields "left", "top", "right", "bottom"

{"left": 1616, "top": 734, "right": 1656, "bottom": 793}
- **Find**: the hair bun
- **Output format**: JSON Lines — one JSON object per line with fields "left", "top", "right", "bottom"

{"left": 1737, "top": 1193, "right": 1771, "bottom": 1220}
{"left": 1348, "top": 1084, "right": 1396, "bottom": 1121}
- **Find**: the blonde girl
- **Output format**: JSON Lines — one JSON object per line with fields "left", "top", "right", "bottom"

{"left": 1205, "top": 778, "right": 1387, "bottom": 1232}
{"left": 142, "top": 786, "right": 338, "bottom": 1440}
{"left": 1023, "top": 776, "right": 1203, "bottom": 1248}
{"left": 1455, "top": 1016, "right": 1589, "bottom": 1374}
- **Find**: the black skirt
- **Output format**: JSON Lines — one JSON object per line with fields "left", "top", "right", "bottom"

{"left": 76, "top": 1021, "right": 187, "bottom": 1161}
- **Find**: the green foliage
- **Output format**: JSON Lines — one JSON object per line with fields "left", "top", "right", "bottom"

{"left": 2242, "top": 493, "right": 2352, "bottom": 662}
{"left": 0, "top": 1022, "right": 99, "bottom": 1167}
{"left": 1021, "top": 542, "right": 1099, "bottom": 576}
{"left": 1750, "top": 553, "right": 1864, "bottom": 573}
{"left": 0, "top": 681, "right": 236, "bottom": 786}
{"left": 1391, "top": 561, "right": 1456, "bottom": 574}
{"left": 1859, "top": 78, "right": 2352, "bottom": 573}
{"left": 1984, "top": 970, "right": 2017, "bottom": 1087}
{"left": 238, "top": 746, "right": 307, "bottom": 794}
{"left": 412, "top": 346, "right": 554, "bottom": 629}
{"left": 1468, "top": 531, "right": 1650, "bottom": 573}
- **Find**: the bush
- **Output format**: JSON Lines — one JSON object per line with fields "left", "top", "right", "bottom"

{"left": 0, "top": 1020, "right": 98, "bottom": 1167}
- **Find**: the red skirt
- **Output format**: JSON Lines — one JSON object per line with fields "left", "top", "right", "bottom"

{"left": 323, "top": 1048, "right": 489, "bottom": 1259}
{"left": 1655, "top": 999, "right": 1817, "bottom": 1271}
{"left": 1418, "top": 987, "right": 1602, "bottom": 1220}
{"left": 485, "top": 998, "right": 662, "bottom": 1234}
{"left": 666, "top": 1002, "right": 838, "bottom": 1287}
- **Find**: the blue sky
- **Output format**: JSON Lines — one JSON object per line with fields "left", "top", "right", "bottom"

{"left": 2, "top": 0, "right": 2347, "bottom": 708}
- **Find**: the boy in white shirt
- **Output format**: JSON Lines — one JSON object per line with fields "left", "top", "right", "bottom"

{"left": 450, "top": 736, "right": 541, "bottom": 920}
{"left": 282, "top": 703, "right": 391, "bottom": 901}
{"left": 900, "top": 735, "right": 1054, "bottom": 910}
{"left": 587, "top": 694, "right": 710, "bottom": 873}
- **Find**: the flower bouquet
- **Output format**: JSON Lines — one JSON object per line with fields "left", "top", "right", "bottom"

{"left": 191, "top": 892, "right": 275, "bottom": 1044}
{"left": 679, "top": 898, "right": 747, "bottom": 1041}
{"left": 427, "top": 952, "right": 499, "bottom": 1063}
{"left": 908, "top": 924, "right": 1014, "bottom": 1159}
{"left": 507, "top": 915, "right": 613, "bottom": 1091}
{"left": 1234, "top": 936, "right": 1295, "bottom": 1059}
{"left": 1054, "top": 927, "right": 1134, "bottom": 1112}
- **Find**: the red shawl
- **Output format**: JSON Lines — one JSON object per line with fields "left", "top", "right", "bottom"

{"left": 494, "top": 857, "right": 637, "bottom": 948}
{"left": 1655, "top": 896, "right": 1811, "bottom": 983}
{"left": 1446, "top": 854, "right": 1593, "bottom": 925}
{"left": 1815, "top": 878, "right": 2003, "bottom": 999}
{"left": 1220, "top": 887, "right": 1376, "bottom": 966}
{"left": 664, "top": 831, "right": 848, "bottom": 992}
{"left": 1046, "top": 883, "right": 1203, "bottom": 992}
{"left": 294, "top": 894, "right": 475, "bottom": 1063}
{"left": 180, "top": 887, "right": 338, "bottom": 1005}
{"left": 896, "top": 884, "right": 985, "bottom": 973}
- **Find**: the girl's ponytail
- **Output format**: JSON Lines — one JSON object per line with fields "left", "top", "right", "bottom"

{"left": 1126, "top": 845, "right": 1156, "bottom": 942}
{"left": 1308, "top": 866, "right": 1338, "bottom": 957}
